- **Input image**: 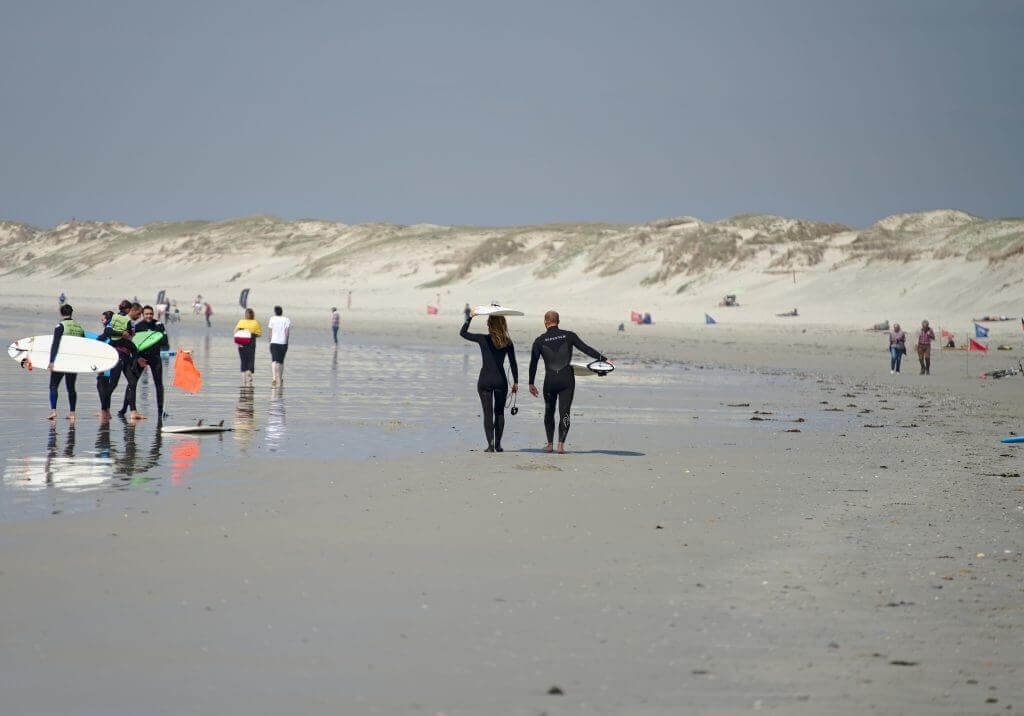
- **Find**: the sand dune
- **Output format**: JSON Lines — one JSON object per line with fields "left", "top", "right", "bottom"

{"left": 3, "top": 210, "right": 1023, "bottom": 325}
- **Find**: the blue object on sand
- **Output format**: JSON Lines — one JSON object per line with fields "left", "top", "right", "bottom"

{"left": 1000, "top": 436, "right": 1024, "bottom": 443}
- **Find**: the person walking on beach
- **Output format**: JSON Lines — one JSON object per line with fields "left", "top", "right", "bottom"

{"left": 128, "top": 305, "right": 170, "bottom": 421}
{"left": 917, "top": 320, "right": 936, "bottom": 375}
{"left": 461, "top": 309, "right": 518, "bottom": 452}
{"left": 528, "top": 310, "right": 608, "bottom": 454}
{"left": 889, "top": 323, "right": 907, "bottom": 374}
{"left": 330, "top": 307, "right": 340, "bottom": 346}
{"left": 118, "top": 302, "right": 145, "bottom": 419}
{"left": 47, "top": 303, "right": 84, "bottom": 423}
{"left": 267, "top": 305, "right": 292, "bottom": 387}
{"left": 234, "top": 308, "right": 262, "bottom": 386}
{"left": 96, "top": 300, "right": 136, "bottom": 423}
{"left": 203, "top": 301, "right": 213, "bottom": 328}
{"left": 464, "top": 303, "right": 472, "bottom": 321}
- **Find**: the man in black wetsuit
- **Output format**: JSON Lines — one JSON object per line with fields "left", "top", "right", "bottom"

{"left": 118, "top": 302, "right": 145, "bottom": 419}
{"left": 528, "top": 310, "right": 607, "bottom": 453}
{"left": 96, "top": 300, "right": 136, "bottom": 423}
{"left": 47, "top": 303, "right": 85, "bottom": 423}
{"left": 126, "top": 305, "right": 170, "bottom": 422}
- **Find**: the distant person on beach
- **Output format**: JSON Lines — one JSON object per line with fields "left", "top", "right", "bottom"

{"left": 461, "top": 308, "right": 518, "bottom": 452}
{"left": 917, "top": 320, "right": 936, "bottom": 375}
{"left": 47, "top": 304, "right": 84, "bottom": 423}
{"left": 203, "top": 302, "right": 213, "bottom": 327}
{"left": 234, "top": 308, "right": 261, "bottom": 386}
{"left": 58, "top": 291, "right": 66, "bottom": 306}
{"left": 347, "top": 290, "right": 352, "bottom": 310}
{"left": 464, "top": 303, "right": 472, "bottom": 322}
{"left": 888, "top": 323, "right": 907, "bottom": 374}
{"left": 129, "top": 305, "right": 170, "bottom": 421}
{"left": 528, "top": 310, "right": 608, "bottom": 454}
{"left": 267, "top": 305, "right": 292, "bottom": 387}
{"left": 330, "top": 307, "right": 340, "bottom": 345}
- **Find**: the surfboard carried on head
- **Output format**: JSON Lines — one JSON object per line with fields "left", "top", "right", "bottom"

{"left": 473, "top": 305, "right": 524, "bottom": 317}
{"left": 571, "top": 360, "right": 615, "bottom": 377}
{"left": 8, "top": 335, "right": 119, "bottom": 373}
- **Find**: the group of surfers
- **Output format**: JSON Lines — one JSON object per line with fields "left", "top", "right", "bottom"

{"left": 45, "top": 301, "right": 608, "bottom": 454}
{"left": 47, "top": 300, "right": 170, "bottom": 424}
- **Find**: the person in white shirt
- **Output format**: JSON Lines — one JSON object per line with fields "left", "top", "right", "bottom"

{"left": 267, "top": 305, "right": 292, "bottom": 387}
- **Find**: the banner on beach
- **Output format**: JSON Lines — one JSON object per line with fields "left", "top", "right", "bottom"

{"left": 974, "top": 323, "right": 989, "bottom": 338}
{"left": 969, "top": 338, "right": 988, "bottom": 353}
{"left": 239, "top": 288, "right": 250, "bottom": 309}
{"left": 705, "top": 313, "right": 716, "bottom": 325}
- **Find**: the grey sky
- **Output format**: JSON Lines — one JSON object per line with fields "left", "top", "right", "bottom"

{"left": 1, "top": 0, "right": 1021, "bottom": 228}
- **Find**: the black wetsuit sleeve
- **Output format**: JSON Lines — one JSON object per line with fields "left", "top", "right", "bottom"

{"left": 460, "top": 318, "right": 484, "bottom": 343}
{"left": 529, "top": 337, "right": 541, "bottom": 384}
{"left": 570, "top": 332, "right": 605, "bottom": 361}
{"left": 49, "top": 324, "right": 64, "bottom": 363}
{"left": 507, "top": 343, "right": 519, "bottom": 383}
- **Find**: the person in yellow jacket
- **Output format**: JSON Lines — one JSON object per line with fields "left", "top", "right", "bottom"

{"left": 234, "top": 308, "right": 262, "bottom": 386}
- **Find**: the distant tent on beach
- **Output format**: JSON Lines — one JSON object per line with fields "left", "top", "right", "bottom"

{"left": 705, "top": 313, "right": 717, "bottom": 325}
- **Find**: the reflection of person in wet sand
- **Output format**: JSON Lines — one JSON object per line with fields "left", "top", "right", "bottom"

{"left": 94, "top": 422, "right": 163, "bottom": 482}
{"left": 234, "top": 387, "right": 256, "bottom": 453}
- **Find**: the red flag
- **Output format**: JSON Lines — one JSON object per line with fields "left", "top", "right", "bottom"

{"left": 426, "top": 305, "right": 438, "bottom": 315}
{"left": 172, "top": 349, "right": 202, "bottom": 393}
{"left": 940, "top": 328, "right": 954, "bottom": 339}
{"left": 969, "top": 338, "right": 988, "bottom": 353}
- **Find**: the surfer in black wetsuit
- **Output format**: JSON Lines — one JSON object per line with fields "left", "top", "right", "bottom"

{"left": 528, "top": 310, "right": 607, "bottom": 453}
{"left": 96, "top": 300, "right": 136, "bottom": 423}
{"left": 460, "top": 309, "right": 518, "bottom": 452}
{"left": 117, "top": 302, "right": 145, "bottom": 419}
{"left": 128, "top": 305, "right": 170, "bottom": 422}
{"left": 47, "top": 303, "right": 85, "bottom": 423}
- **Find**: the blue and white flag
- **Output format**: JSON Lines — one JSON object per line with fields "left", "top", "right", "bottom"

{"left": 974, "top": 323, "right": 989, "bottom": 338}
{"left": 705, "top": 313, "right": 717, "bottom": 325}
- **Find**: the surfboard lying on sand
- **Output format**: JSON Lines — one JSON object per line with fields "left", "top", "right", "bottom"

{"left": 571, "top": 360, "right": 615, "bottom": 377}
{"left": 1000, "top": 436, "right": 1024, "bottom": 443}
{"left": 8, "top": 335, "right": 119, "bottom": 373}
{"left": 162, "top": 422, "right": 233, "bottom": 434}
{"left": 473, "top": 305, "right": 524, "bottom": 317}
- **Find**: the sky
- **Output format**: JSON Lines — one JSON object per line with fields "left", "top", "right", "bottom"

{"left": 1, "top": 0, "right": 1021, "bottom": 228}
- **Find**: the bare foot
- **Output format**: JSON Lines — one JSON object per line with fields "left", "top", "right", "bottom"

{"left": 543, "top": 443, "right": 553, "bottom": 453}
{"left": 129, "top": 412, "right": 147, "bottom": 421}
{"left": 67, "top": 413, "right": 76, "bottom": 424}
{"left": 556, "top": 443, "right": 566, "bottom": 454}
{"left": 99, "top": 410, "right": 111, "bottom": 424}
{"left": 46, "top": 410, "right": 57, "bottom": 421}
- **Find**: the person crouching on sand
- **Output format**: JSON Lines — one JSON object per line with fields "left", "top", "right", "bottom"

{"left": 888, "top": 323, "right": 907, "bottom": 374}
{"left": 917, "top": 320, "right": 936, "bottom": 375}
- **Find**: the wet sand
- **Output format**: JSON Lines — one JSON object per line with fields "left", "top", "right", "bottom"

{"left": 1, "top": 313, "right": 1022, "bottom": 714}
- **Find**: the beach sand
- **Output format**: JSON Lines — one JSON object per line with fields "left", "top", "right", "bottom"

{"left": 1, "top": 312, "right": 1021, "bottom": 714}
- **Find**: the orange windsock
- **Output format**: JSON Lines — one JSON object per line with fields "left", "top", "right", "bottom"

{"left": 172, "top": 349, "right": 202, "bottom": 393}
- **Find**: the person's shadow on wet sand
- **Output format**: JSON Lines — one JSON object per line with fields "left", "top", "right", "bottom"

{"left": 512, "top": 448, "right": 645, "bottom": 456}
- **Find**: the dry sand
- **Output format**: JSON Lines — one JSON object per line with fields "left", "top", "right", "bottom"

{"left": 1, "top": 317, "right": 1021, "bottom": 715}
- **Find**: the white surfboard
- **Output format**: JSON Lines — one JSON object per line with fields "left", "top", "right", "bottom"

{"left": 571, "top": 360, "right": 615, "bottom": 377}
{"left": 161, "top": 424, "right": 233, "bottom": 434}
{"left": 473, "top": 305, "right": 524, "bottom": 317}
{"left": 8, "top": 335, "right": 119, "bottom": 373}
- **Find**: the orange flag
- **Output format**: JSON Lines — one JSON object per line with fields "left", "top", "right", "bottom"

{"left": 172, "top": 349, "right": 202, "bottom": 393}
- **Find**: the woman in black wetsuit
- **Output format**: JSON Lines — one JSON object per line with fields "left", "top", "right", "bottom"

{"left": 460, "top": 309, "right": 518, "bottom": 452}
